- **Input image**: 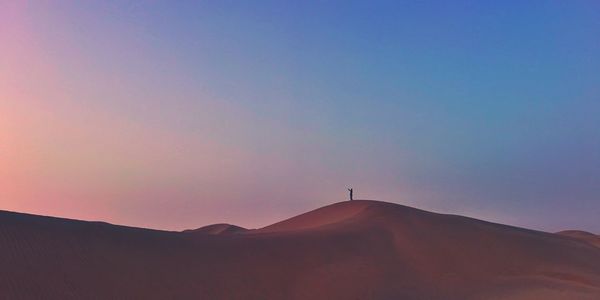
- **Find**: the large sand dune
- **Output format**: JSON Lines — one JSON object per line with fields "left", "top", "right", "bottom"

{"left": 1, "top": 200, "right": 599, "bottom": 299}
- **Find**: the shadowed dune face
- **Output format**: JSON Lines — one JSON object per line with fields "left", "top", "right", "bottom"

{"left": 1, "top": 200, "right": 600, "bottom": 299}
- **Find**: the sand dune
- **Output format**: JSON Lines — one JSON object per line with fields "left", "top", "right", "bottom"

{"left": 183, "top": 223, "right": 247, "bottom": 235}
{"left": 1, "top": 200, "right": 599, "bottom": 299}
{"left": 557, "top": 230, "right": 600, "bottom": 249}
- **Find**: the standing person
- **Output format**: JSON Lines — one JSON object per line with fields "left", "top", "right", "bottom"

{"left": 348, "top": 188, "right": 353, "bottom": 201}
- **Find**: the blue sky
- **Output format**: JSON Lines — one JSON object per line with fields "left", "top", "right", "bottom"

{"left": 2, "top": 1, "right": 599, "bottom": 231}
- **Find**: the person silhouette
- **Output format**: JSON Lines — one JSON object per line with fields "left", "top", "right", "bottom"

{"left": 347, "top": 188, "right": 353, "bottom": 201}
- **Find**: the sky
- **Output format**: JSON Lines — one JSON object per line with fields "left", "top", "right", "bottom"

{"left": 1, "top": 1, "right": 599, "bottom": 232}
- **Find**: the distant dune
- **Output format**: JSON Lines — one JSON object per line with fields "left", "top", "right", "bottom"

{"left": 557, "top": 230, "right": 600, "bottom": 249}
{"left": 183, "top": 223, "right": 247, "bottom": 235}
{"left": 1, "top": 200, "right": 599, "bottom": 299}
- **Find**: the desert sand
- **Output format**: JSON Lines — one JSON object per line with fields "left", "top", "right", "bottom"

{"left": 1, "top": 200, "right": 599, "bottom": 299}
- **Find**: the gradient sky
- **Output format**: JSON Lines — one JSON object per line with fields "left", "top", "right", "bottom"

{"left": 1, "top": 1, "right": 599, "bottom": 232}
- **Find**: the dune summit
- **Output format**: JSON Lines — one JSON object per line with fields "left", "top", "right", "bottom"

{"left": 1, "top": 200, "right": 599, "bottom": 299}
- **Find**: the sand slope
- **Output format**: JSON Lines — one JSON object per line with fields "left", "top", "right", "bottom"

{"left": 1, "top": 200, "right": 599, "bottom": 299}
